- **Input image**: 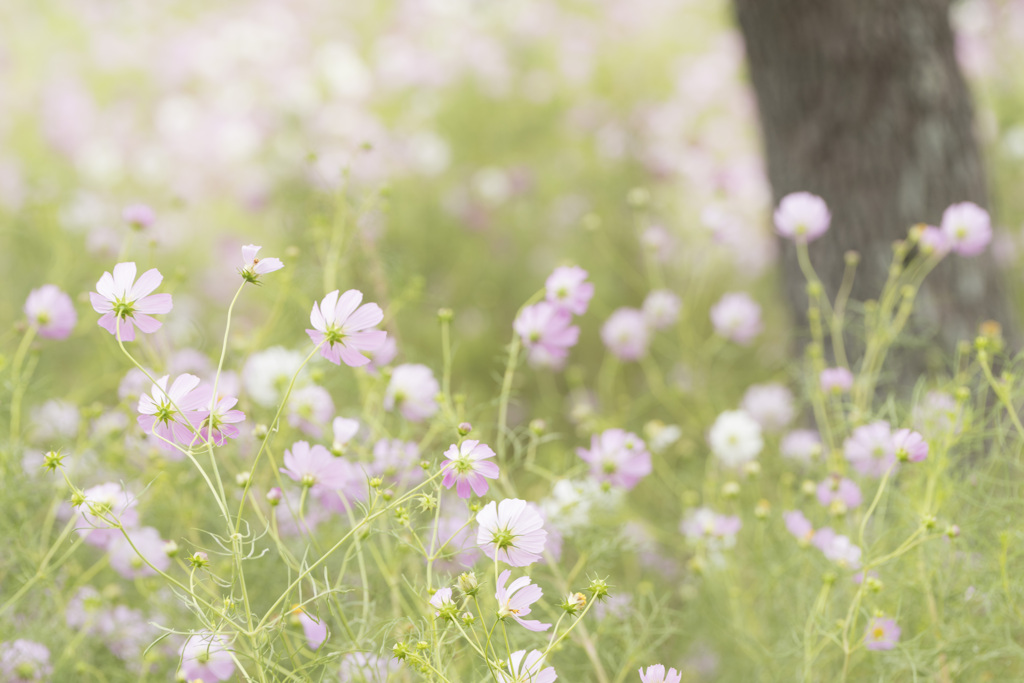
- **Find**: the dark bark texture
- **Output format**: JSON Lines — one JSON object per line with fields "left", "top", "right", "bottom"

{"left": 734, "top": 0, "right": 1015, "bottom": 353}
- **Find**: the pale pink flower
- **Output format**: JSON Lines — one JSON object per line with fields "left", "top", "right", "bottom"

{"left": 918, "top": 226, "right": 950, "bottom": 256}
{"left": 371, "top": 438, "right": 424, "bottom": 490}
{"left": 783, "top": 510, "right": 814, "bottom": 544}
{"left": 710, "top": 292, "right": 762, "bottom": 344}
{"left": 180, "top": 632, "right": 235, "bottom": 682}
{"left": 477, "top": 498, "right": 548, "bottom": 567}
{"left": 642, "top": 290, "right": 681, "bottom": 330}
{"left": 441, "top": 439, "right": 500, "bottom": 498}
{"left": 108, "top": 526, "right": 170, "bottom": 579}
{"left": 740, "top": 383, "right": 794, "bottom": 432}
{"left": 816, "top": 475, "right": 862, "bottom": 509}
{"left": 940, "top": 201, "right": 991, "bottom": 256}
{"left": 601, "top": 308, "right": 650, "bottom": 361}
{"left": 638, "top": 664, "right": 682, "bottom": 683}
{"left": 339, "top": 653, "right": 401, "bottom": 681}
{"left": 498, "top": 650, "right": 557, "bottom": 683}
{"left": 773, "top": 192, "right": 831, "bottom": 242}
{"left": 89, "top": 262, "right": 173, "bottom": 341}
{"left": 434, "top": 515, "right": 481, "bottom": 572}
{"left": 292, "top": 608, "right": 328, "bottom": 650}
{"left": 287, "top": 384, "right": 335, "bottom": 438}
{"left": 545, "top": 265, "right": 594, "bottom": 315}
{"left": 681, "top": 508, "right": 742, "bottom": 546}
{"left": 812, "top": 527, "right": 862, "bottom": 569}
{"left": 864, "top": 617, "right": 901, "bottom": 651}
{"left": 77, "top": 482, "right": 139, "bottom": 549}
{"left": 24, "top": 285, "right": 77, "bottom": 339}
{"left": 363, "top": 334, "right": 398, "bottom": 374}
{"left": 892, "top": 428, "right": 929, "bottom": 462}
{"left": 820, "top": 367, "right": 854, "bottom": 394}
{"left": 239, "top": 244, "right": 284, "bottom": 283}
{"left": 384, "top": 363, "right": 439, "bottom": 421}
{"left": 429, "top": 587, "right": 455, "bottom": 616}
{"left": 0, "top": 640, "right": 52, "bottom": 682}
{"left": 496, "top": 570, "right": 551, "bottom": 632}
{"left": 137, "top": 374, "right": 207, "bottom": 449}
{"left": 194, "top": 386, "right": 245, "bottom": 445}
{"left": 514, "top": 302, "right": 580, "bottom": 369}
{"left": 576, "top": 429, "right": 651, "bottom": 490}
{"left": 121, "top": 203, "right": 155, "bottom": 229}
{"left": 280, "top": 441, "right": 351, "bottom": 490}
{"left": 780, "top": 429, "right": 822, "bottom": 464}
{"left": 306, "top": 289, "right": 387, "bottom": 367}
{"left": 330, "top": 417, "right": 361, "bottom": 454}
{"left": 843, "top": 421, "right": 896, "bottom": 477}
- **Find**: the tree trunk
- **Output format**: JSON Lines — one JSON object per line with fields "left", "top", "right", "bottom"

{"left": 733, "top": 0, "right": 1015, "bottom": 357}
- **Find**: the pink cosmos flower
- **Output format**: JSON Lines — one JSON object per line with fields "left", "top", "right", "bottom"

{"left": 680, "top": 508, "right": 742, "bottom": 546}
{"left": 545, "top": 265, "right": 594, "bottom": 315}
{"left": 0, "top": 640, "right": 52, "bottom": 682}
{"left": 740, "top": 383, "right": 794, "bottom": 432}
{"left": 441, "top": 439, "right": 500, "bottom": 498}
{"left": 816, "top": 475, "right": 862, "bottom": 510}
{"left": 843, "top": 421, "right": 896, "bottom": 477}
{"left": 291, "top": 608, "right": 328, "bottom": 650}
{"left": 576, "top": 429, "right": 652, "bottom": 490}
{"left": 287, "top": 384, "right": 335, "bottom": 438}
{"left": 384, "top": 363, "right": 440, "bottom": 421}
{"left": 496, "top": 569, "right": 551, "bottom": 632}
{"left": 864, "top": 616, "right": 901, "bottom": 651}
{"left": 429, "top": 587, "right": 455, "bottom": 616}
{"left": 330, "top": 417, "right": 361, "bottom": 454}
{"left": 121, "top": 203, "right": 155, "bottom": 229}
{"left": 820, "top": 367, "right": 854, "bottom": 394}
{"left": 108, "top": 526, "right": 170, "bottom": 579}
{"left": 601, "top": 308, "right": 650, "bottom": 361}
{"left": 773, "top": 191, "right": 831, "bottom": 242}
{"left": 642, "top": 290, "right": 682, "bottom": 330}
{"left": 892, "top": 428, "right": 928, "bottom": 462}
{"left": 180, "top": 633, "right": 235, "bottom": 682}
{"left": 280, "top": 441, "right": 352, "bottom": 490}
{"left": 783, "top": 510, "right": 814, "bottom": 545}
{"left": 477, "top": 498, "right": 548, "bottom": 567}
{"left": 239, "top": 244, "right": 284, "bottom": 283}
{"left": 710, "top": 292, "right": 762, "bottom": 345}
{"left": 77, "top": 482, "right": 139, "bottom": 549}
{"left": 498, "top": 650, "right": 557, "bottom": 683}
{"left": 940, "top": 201, "right": 991, "bottom": 257}
{"left": 514, "top": 301, "right": 580, "bottom": 369}
{"left": 812, "top": 527, "right": 862, "bottom": 569}
{"left": 24, "top": 285, "right": 77, "bottom": 339}
{"left": 137, "top": 374, "right": 207, "bottom": 449}
{"left": 363, "top": 334, "right": 398, "bottom": 374}
{"left": 194, "top": 385, "right": 245, "bottom": 445}
{"left": 89, "top": 262, "right": 173, "bottom": 341}
{"left": 780, "top": 429, "right": 822, "bottom": 464}
{"left": 306, "top": 289, "right": 387, "bottom": 367}
{"left": 918, "top": 226, "right": 950, "bottom": 256}
{"left": 638, "top": 664, "right": 682, "bottom": 683}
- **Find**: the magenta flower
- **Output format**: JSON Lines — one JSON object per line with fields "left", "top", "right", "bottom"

{"left": 498, "top": 650, "right": 557, "bottom": 683}
{"left": 384, "top": 363, "right": 440, "bottom": 421}
{"left": 545, "top": 265, "right": 594, "bottom": 315}
{"left": 864, "top": 616, "right": 901, "bottom": 651}
{"left": 816, "top": 474, "right": 862, "bottom": 510}
{"left": 514, "top": 301, "right": 580, "bottom": 369}
{"left": 496, "top": 569, "right": 551, "bottom": 632}
{"left": 577, "top": 429, "right": 652, "bottom": 490}
{"left": 280, "top": 441, "right": 352, "bottom": 490}
{"left": 638, "top": 664, "right": 682, "bottom": 683}
{"left": 783, "top": 510, "right": 814, "bottom": 545}
{"left": 137, "top": 374, "right": 207, "bottom": 449}
{"left": 710, "top": 292, "right": 762, "bottom": 345}
{"left": 893, "top": 428, "right": 928, "bottom": 462}
{"left": 441, "top": 439, "right": 500, "bottom": 498}
{"left": 180, "top": 633, "right": 235, "bottom": 682}
{"left": 239, "top": 244, "right": 284, "bottom": 283}
{"left": 291, "top": 608, "right": 328, "bottom": 650}
{"left": 24, "top": 285, "right": 77, "bottom": 339}
{"left": 820, "top": 367, "right": 854, "bottom": 394}
{"left": 306, "top": 289, "right": 387, "bottom": 367}
{"left": 740, "top": 383, "right": 794, "bottom": 432}
{"left": 477, "top": 498, "right": 548, "bottom": 567}
{"left": 89, "top": 262, "right": 173, "bottom": 341}
{"left": 940, "top": 201, "right": 991, "bottom": 257}
{"left": 773, "top": 191, "right": 831, "bottom": 243}
{"left": 122, "top": 203, "right": 155, "bottom": 229}
{"left": 0, "top": 640, "right": 52, "bottom": 682}
{"left": 780, "top": 429, "right": 822, "bottom": 464}
{"left": 601, "top": 308, "right": 650, "bottom": 361}
{"left": 843, "top": 421, "right": 896, "bottom": 477}
{"left": 642, "top": 290, "right": 681, "bottom": 330}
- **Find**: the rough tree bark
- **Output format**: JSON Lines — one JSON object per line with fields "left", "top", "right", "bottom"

{"left": 733, "top": 0, "right": 1015, "bottom": 355}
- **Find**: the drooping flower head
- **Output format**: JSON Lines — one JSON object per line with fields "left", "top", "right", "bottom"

{"left": 180, "top": 632, "right": 235, "bottom": 682}
{"left": 239, "top": 244, "right": 284, "bottom": 283}
{"left": 137, "top": 374, "right": 207, "bottom": 449}
{"left": 710, "top": 292, "right": 762, "bottom": 345}
{"left": 892, "top": 428, "right": 928, "bottom": 462}
{"left": 917, "top": 226, "right": 951, "bottom": 257}
{"left": 89, "top": 262, "right": 173, "bottom": 341}
{"left": 864, "top": 616, "right": 901, "bottom": 651}
{"left": 638, "top": 664, "right": 682, "bottom": 683}
{"left": 441, "top": 439, "right": 500, "bottom": 498}
{"left": 545, "top": 265, "right": 594, "bottom": 315}
{"left": 514, "top": 302, "right": 580, "bottom": 369}
{"left": 576, "top": 429, "right": 652, "bottom": 490}
{"left": 843, "top": 421, "right": 896, "bottom": 477}
{"left": 24, "top": 285, "right": 77, "bottom": 339}
{"left": 496, "top": 570, "right": 551, "bottom": 632}
{"left": 429, "top": 587, "right": 456, "bottom": 618}
{"left": 477, "top": 498, "right": 547, "bottom": 567}
{"left": 384, "top": 363, "right": 440, "bottom": 421}
{"left": 642, "top": 290, "right": 682, "bottom": 330}
{"left": 497, "top": 650, "right": 557, "bottom": 683}
{"left": 601, "top": 308, "right": 650, "bottom": 361}
{"left": 940, "top": 201, "right": 991, "bottom": 257}
{"left": 773, "top": 192, "right": 831, "bottom": 242}
{"left": 708, "top": 410, "right": 763, "bottom": 467}
{"left": 306, "top": 289, "right": 387, "bottom": 367}
{"left": 280, "top": 441, "right": 353, "bottom": 490}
